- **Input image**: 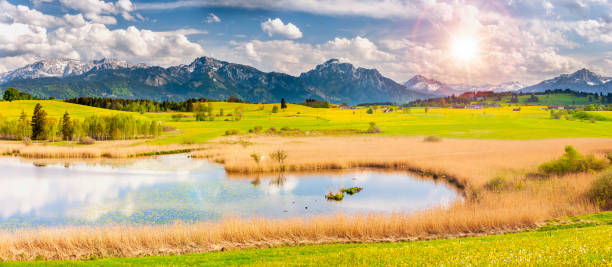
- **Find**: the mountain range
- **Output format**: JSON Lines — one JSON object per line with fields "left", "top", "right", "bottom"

{"left": 0, "top": 58, "right": 146, "bottom": 84}
{"left": 0, "top": 58, "right": 434, "bottom": 104}
{"left": 403, "top": 77, "right": 526, "bottom": 96}
{"left": 403, "top": 69, "right": 611, "bottom": 97}
{"left": 1, "top": 57, "right": 611, "bottom": 104}
{"left": 521, "top": 68, "right": 612, "bottom": 94}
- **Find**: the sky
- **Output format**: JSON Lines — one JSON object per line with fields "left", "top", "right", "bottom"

{"left": 0, "top": 0, "right": 611, "bottom": 86}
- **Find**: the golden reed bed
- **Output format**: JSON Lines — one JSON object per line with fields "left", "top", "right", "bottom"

{"left": 0, "top": 140, "right": 207, "bottom": 158}
{"left": 0, "top": 136, "right": 610, "bottom": 261}
{"left": 195, "top": 136, "right": 612, "bottom": 187}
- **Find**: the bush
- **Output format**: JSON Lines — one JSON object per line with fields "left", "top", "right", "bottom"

{"left": 22, "top": 136, "right": 32, "bottom": 146}
{"left": 366, "top": 108, "right": 374, "bottom": 114}
{"left": 271, "top": 106, "right": 279, "bottom": 113}
{"left": 341, "top": 187, "right": 363, "bottom": 195}
{"left": 423, "top": 136, "right": 442, "bottom": 142}
{"left": 225, "top": 129, "right": 239, "bottom": 136}
{"left": 269, "top": 150, "right": 288, "bottom": 164}
{"left": 78, "top": 137, "right": 95, "bottom": 145}
{"left": 573, "top": 111, "right": 609, "bottom": 122}
{"left": 162, "top": 125, "right": 176, "bottom": 132}
{"left": 182, "top": 137, "right": 195, "bottom": 145}
{"left": 484, "top": 176, "right": 507, "bottom": 192}
{"left": 538, "top": 145, "right": 608, "bottom": 176}
{"left": 366, "top": 122, "right": 381, "bottom": 133}
{"left": 325, "top": 190, "right": 344, "bottom": 201}
{"left": 587, "top": 171, "right": 612, "bottom": 210}
{"left": 250, "top": 153, "right": 261, "bottom": 164}
{"left": 249, "top": 126, "right": 263, "bottom": 134}
{"left": 171, "top": 113, "right": 183, "bottom": 122}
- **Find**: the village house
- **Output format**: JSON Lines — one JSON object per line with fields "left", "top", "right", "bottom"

{"left": 547, "top": 105, "right": 565, "bottom": 110}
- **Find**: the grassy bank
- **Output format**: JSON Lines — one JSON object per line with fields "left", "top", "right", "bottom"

{"left": 7, "top": 212, "right": 611, "bottom": 266}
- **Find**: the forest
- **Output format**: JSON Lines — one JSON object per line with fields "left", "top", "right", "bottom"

{"left": 0, "top": 103, "right": 162, "bottom": 142}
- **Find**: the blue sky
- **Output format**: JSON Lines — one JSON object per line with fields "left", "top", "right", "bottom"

{"left": 1, "top": 0, "right": 611, "bottom": 86}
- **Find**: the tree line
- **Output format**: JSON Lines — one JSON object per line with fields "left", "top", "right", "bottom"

{"left": 2, "top": 87, "right": 38, "bottom": 101}
{"left": 300, "top": 98, "right": 329, "bottom": 108}
{"left": 64, "top": 96, "right": 249, "bottom": 113}
{"left": 64, "top": 97, "right": 220, "bottom": 113}
{"left": 0, "top": 103, "right": 162, "bottom": 142}
{"left": 409, "top": 89, "right": 612, "bottom": 107}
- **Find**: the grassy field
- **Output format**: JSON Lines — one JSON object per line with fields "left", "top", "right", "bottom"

{"left": 1, "top": 100, "right": 612, "bottom": 145}
{"left": 7, "top": 212, "right": 611, "bottom": 266}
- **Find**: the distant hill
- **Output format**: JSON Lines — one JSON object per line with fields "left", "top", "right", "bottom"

{"left": 521, "top": 68, "right": 612, "bottom": 94}
{"left": 0, "top": 57, "right": 433, "bottom": 105}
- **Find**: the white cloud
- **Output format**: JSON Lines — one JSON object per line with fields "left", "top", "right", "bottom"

{"left": 570, "top": 19, "right": 612, "bottom": 43}
{"left": 212, "top": 36, "right": 392, "bottom": 76}
{"left": 0, "top": 0, "right": 63, "bottom": 27}
{"left": 206, "top": 13, "right": 221, "bottom": 23}
{"left": 0, "top": 21, "right": 205, "bottom": 73}
{"left": 58, "top": 0, "right": 136, "bottom": 24}
{"left": 208, "top": 3, "right": 588, "bottom": 86}
{"left": 63, "top": 13, "right": 88, "bottom": 27}
{"left": 260, "top": 18, "right": 302, "bottom": 39}
{"left": 0, "top": 0, "right": 204, "bottom": 73}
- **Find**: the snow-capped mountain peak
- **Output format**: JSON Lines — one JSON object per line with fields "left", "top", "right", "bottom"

{"left": 522, "top": 68, "right": 611, "bottom": 93}
{"left": 403, "top": 75, "right": 456, "bottom": 96}
{"left": 0, "top": 58, "right": 145, "bottom": 84}
{"left": 404, "top": 75, "right": 446, "bottom": 91}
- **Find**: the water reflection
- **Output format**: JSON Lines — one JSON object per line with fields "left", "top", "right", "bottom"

{"left": 0, "top": 155, "right": 459, "bottom": 229}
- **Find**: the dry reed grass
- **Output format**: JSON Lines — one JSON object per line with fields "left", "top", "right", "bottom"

{"left": 0, "top": 141, "right": 209, "bottom": 159}
{"left": 194, "top": 136, "right": 612, "bottom": 187}
{"left": 0, "top": 136, "right": 610, "bottom": 261}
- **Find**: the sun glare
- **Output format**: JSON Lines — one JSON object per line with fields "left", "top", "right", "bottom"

{"left": 451, "top": 35, "right": 479, "bottom": 63}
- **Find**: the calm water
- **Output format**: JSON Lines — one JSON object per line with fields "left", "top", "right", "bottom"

{"left": 0, "top": 155, "right": 459, "bottom": 229}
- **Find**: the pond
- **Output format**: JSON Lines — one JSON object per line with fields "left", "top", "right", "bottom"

{"left": 0, "top": 154, "right": 460, "bottom": 229}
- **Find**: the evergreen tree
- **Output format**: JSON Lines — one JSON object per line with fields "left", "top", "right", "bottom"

{"left": 31, "top": 103, "right": 47, "bottom": 140}
{"left": 62, "top": 111, "right": 73, "bottom": 141}
{"left": 281, "top": 98, "right": 287, "bottom": 109}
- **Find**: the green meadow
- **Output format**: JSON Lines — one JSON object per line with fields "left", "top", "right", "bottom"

{"left": 8, "top": 212, "right": 612, "bottom": 266}
{"left": 1, "top": 100, "right": 612, "bottom": 144}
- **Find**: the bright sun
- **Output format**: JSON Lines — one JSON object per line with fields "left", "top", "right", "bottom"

{"left": 451, "top": 35, "right": 479, "bottom": 63}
